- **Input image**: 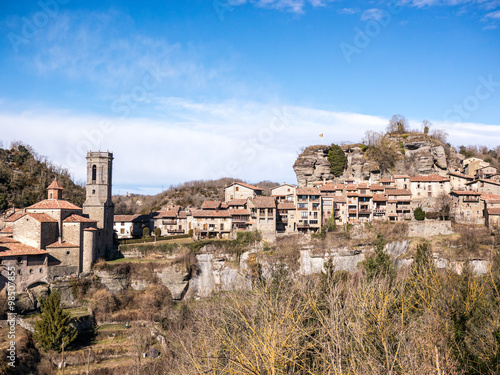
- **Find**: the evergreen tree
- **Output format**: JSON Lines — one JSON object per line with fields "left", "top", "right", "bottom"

{"left": 327, "top": 144, "right": 347, "bottom": 177}
{"left": 414, "top": 207, "right": 425, "bottom": 221}
{"left": 34, "top": 291, "right": 77, "bottom": 352}
{"left": 362, "top": 234, "right": 395, "bottom": 281}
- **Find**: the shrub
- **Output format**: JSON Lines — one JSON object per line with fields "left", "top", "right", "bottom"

{"left": 143, "top": 227, "right": 150, "bottom": 239}
{"left": 154, "top": 227, "right": 161, "bottom": 237}
{"left": 414, "top": 207, "right": 425, "bottom": 221}
{"left": 327, "top": 144, "right": 347, "bottom": 177}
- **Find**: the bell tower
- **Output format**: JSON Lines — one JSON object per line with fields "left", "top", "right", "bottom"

{"left": 83, "top": 151, "right": 114, "bottom": 258}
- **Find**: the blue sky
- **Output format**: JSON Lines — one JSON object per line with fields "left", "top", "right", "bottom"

{"left": 0, "top": 0, "right": 499, "bottom": 194}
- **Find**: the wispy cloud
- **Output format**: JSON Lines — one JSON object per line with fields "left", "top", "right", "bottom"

{"left": 361, "top": 8, "right": 386, "bottom": 21}
{"left": 485, "top": 9, "right": 500, "bottom": 18}
{"left": 228, "top": 0, "right": 335, "bottom": 14}
{"left": 337, "top": 7, "right": 361, "bottom": 15}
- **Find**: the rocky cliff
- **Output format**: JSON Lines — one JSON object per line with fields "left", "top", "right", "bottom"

{"left": 293, "top": 133, "right": 461, "bottom": 187}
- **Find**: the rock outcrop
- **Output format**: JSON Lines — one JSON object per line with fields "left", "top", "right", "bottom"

{"left": 293, "top": 133, "right": 459, "bottom": 187}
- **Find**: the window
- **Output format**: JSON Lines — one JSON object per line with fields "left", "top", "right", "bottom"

{"left": 298, "top": 203, "right": 307, "bottom": 209}
{"left": 267, "top": 218, "right": 273, "bottom": 223}
{"left": 221, "top": 224, "right": 224, "bottom": 230}
{"left": 17, "top": 257, "right": 22, "bottom": 264}
{"left": 29, "top": 269, "right": 33, "bottom": 274}
{"left": 39, "top": 268, "right": 42, "bottom": 273}
{"left": 235, "top": 187, "right": 239, "bottom": 192}
{"left": 66, "top": 251, "right": 70, "bottom": 255}
{"left": 120, "top": 228, "right": 125, "bottom": 234}
{"left": 92, "top": 164, "right": 97, "bottom": 181}
{"left": 301, "top": 212, "right": 308, "bottom": 218}
{"left": 92, "top": 189, "right": 96, "bottom": 194}
{"left": 260, "top": 209, "right": 266, "bottom": 215}
{"left": 50, "top": 193, "right": 53, "bottom": 198}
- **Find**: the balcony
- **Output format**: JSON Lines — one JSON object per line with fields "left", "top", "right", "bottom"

{"left": 162, "top": 220, "right": 176, "bottom": 225}
{"left": 358, "top": 210, "right": 371, "bottom": 215}
{"left": 167, "top": 229, "right": 184, "bottom": 234}
{"left": 373, "top": 209, "right": 386, "bottom": 214}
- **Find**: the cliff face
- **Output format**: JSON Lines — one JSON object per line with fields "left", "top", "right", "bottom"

{"left": 293, "top": 134, "right": 459, "bottom": 187}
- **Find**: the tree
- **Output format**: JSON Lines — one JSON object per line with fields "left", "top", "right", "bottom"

{"left": 143, "top": 227, "right": 150, "bottom": 239}
{"left": 361, "top": 234, "right": 395, "bottom": 281}
{"left": 386, "top": 114, "right": 408, "bottom": 134}
{"left": 154, "top": 227, "right": 162, "bottom": 238}
{"left": 414, "top": 207, "right": 425, "bottom": 221}
{"left": 435, "top": 192, "right": 451, "bottom": 220}
{"left": 34, "top": 291, "right": 78, "bottom": 352}
{"left": 327, "top": 144, "right": 347, "bottom": 177}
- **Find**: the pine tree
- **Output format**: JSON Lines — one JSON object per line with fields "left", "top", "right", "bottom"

{"left": 327, "top": 144, "right": 347, "bottom": 177}
{"left": 34, "top": 291, "right": 78, "bottom": 352}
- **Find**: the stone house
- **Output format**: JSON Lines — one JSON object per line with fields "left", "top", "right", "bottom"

{"left": 450, "top": 191, "right": 484, "bottom": 225}
{"left": 386, "top": 189, "right": 412, "bottom": 221}
{"left": 410, "top": 175, "right": 451, "bottom": 199}
{"left": 486, "top": 208, "right": 500, "bottom": 228}
{"left": 476, "top": 166, "right": 497, "bottom": 179}
{"left": 227, "top": 199, "right": 247, "bottom": 210}
{"left": 463, "top": 157, "right": 490, "bottom": 176}
{"left": 271, "top": 184, "right": 296, "bottom": 202}
{"left": 372, "top": 194, "right": 388, "bottom": 221}
{"left": 448, "top": 171, "right": 474, "bottom": 191}
{"left": 394, "top": 175, "right": 410, "bottom": 190}
{"left": 224, "top": 182, "right": 262, "bottom": 203}
{"left": 466, "top": 179, "right": 500, "bottom": 196}
{"left": 189, "top": 210, "right": 232, "bottom": 239}
{"left": 230, "top": 208, "right": 251, "bottom": 232}
{"left": 276, "top": 202, "right": 296, "bottom": 233}
{"left": 247, "top": 197, "right": 277, "bottom": 239}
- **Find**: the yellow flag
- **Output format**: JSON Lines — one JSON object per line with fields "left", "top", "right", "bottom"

{"left": 319, "top": 133, "right": 323, "bottom": 138}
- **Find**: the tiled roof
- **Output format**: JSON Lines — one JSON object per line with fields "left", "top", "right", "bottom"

{"left": 159, "top": 206, "right": 181, "bottom": 218}
{"left": 409, "top": 175, "right": 450, "bottom": 182}
{"left": 46, "top": 240, "right": 79, "bottom": 248}
{"left": 370, "top": 184, "right": 385, "bottom": 191}
{"left": 277, "top": 202, "right": 296, "bottom": 210}
{"left": 17, "top": 213, "right": 58, "bottom": 223}
{"left": 373, "top": 194, "right": 388, "bottom": 201}
{"left": 332, "top": 196, "right": 347, "bottom": 203}
{"left": 394, "top": 175, "right": 410, "bottom": 179}
{"left": 0, "top": 242, "right": 49, "bottom": 257}
{"left": 488, "top": 208, "right": 500, "bottom": 216}
{"left": 0, "top": 237, "right": 18, "bottom": 243}
{"left": 451, "top": 190, "right": 481, "bottom": 196}
{"left": 229, "top": 209, "right": 250, "bottom": 215}
{"left": 0, "top": 227, "right": 13, "bottom": 233}
{"left": 227, "top": 182, "right": 262, "bottom": 191}
{"left": 481, "top": 193, "right": 500, "bottom": 202}
{"left": 114, "top": 214, "right": 150, "bottom": 222}
{"left": 3, "top": 211, "right": 25, "bottom": 222}
{"left": 250, "top": 196, "right": 276, "bottom": 209}
{"left": 47, "top": 179, "right": 64, "bottom": 190}
{"left": 357, "top": 183, "right": 368, "bottom": 188}
{"left": 192, "top": 210, "right": 232, "bottom": 218}
{"left": 296, "top": 187, "right": 320, "bottom": 195}
{"left": 387, "top": 189, "right": 412, "bottom": 196}
{"left": 227, "top": 199, "right": 247, "bottom": 206}
{"left": 380, "top": 178, "right": 394, "bottom": 183}
{"left": 319, "top": 183, "right": 337, "bottom": 192}
{"left": 201, "top": 201, "right": 223, "bottom": 210}
{"left": 346, "top": 185, "right": 357, "bottom": 191}
{"left": 84, "top": 227, "right": 98, "bottom": 231}
{"left": 28, "top": 199, "right": 81, "bottom": 210}
{"left": 64, "top": 214, "right": 97, "bottom": 223}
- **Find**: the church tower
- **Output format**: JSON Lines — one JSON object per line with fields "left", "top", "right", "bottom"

{"left": 83, "top": 151, "right": 114, "bottom": 258}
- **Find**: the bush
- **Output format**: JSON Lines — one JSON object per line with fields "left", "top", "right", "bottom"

{"left": 143, "top": 227, "right": 150, "bottom": 239}
{"left": 154, "top": 227, "right": 161, "bottom": 237}
{"left": 425, "top": 211, "right": 439, "bottom": 220}
{"left": 414, "top": 207, "right": 425, "bottom": 221}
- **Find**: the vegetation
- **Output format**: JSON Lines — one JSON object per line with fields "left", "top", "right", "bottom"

{"left": 414, "top": 206, "right": 425, "bottom": 220}
{"left": 327, "top": 144, "right": 348, "bottom": 177}
{"left": 0, "top": 143, "right": 85, "bottom": 211}
{"left": 33, "top": 291, "right": 78, "bottom": 352}
{"left": 361, "top": 234, "right": 395, "bottom": 281}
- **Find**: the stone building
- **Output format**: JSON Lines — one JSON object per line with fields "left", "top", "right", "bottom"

{"left": 224, "top": 182, "right": 262, "bottom": 203}
{"left": 114, "top": 214, "right": 151, "bottom": 239}
{"left": 294, "top": 188, "right": 321, "bottom": 233}
{"left": 450, "top": 191, "right": 484, "bottom": 225}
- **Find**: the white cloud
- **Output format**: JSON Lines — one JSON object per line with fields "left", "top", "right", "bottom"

{"left": 485, "top": 9, "right": 500, "bottom": 18}
{"left": 1, "top": 101, "right": 499, "bottom": 195}
{"left": 361, "top": 8, "right": 386, "bottom": 21}
{"left": 337, "top": 7, "right": 361, "bottom": 15}
{"left": 228, "top": 0, "right": 335, "bottom": 13}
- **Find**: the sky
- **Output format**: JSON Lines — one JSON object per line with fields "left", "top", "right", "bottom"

{"left": 0, "top": 0, "right": 499, "bottom": 195}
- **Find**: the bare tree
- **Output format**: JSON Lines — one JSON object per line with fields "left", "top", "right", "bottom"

{"left": 386, "top": 114, "right": 408, "bottom": 134}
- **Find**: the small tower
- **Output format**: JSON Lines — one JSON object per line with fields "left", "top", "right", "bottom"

{"left": 83, "top": 151, "right": 114, "bottom": 258}
{"left": 47, "top": 179, "right": 63, "bottom": 200}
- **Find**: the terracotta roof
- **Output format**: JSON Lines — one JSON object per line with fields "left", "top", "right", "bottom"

{"left": 347, "top": 193, "right": 359, "bottom": 197}
{"left": 227, "top": 182, "right": 262, "bottom": 191}
{"left": 0, "top": 242, "right": 49, "bottom": 257}
{"left": 84, "top": 227, "right": 98, "bottom": 231}
{"left": 370, "top": 184, "right": 385, "bottom": 191}
{"left": 64, "top": 214, "right": 97, "bottom": 223}
{"left": 488, "top": 208, "right": 500, "bottom": 216}
{"left": 28, "top": 199, "right": 81, "bottom": 210}
{"left": 3, "top": 211, "right": 25, "bottom": 222}
{"left": 47, "top": 179, "right": 63, "bottom": 190}
{"left": 346, "top": 185, "right": 357, "bottom": 191}
{"left": 227, "top": 199, "right": 247, "bottom": 206}
{"left": 477, "top": 179, "right": 500, "bottom": 186}
{"left": 0, "top": 237, "right": 18, "bottom": 243}
{"left": 16, "top": 213, "right": 58, "bottom": 223}
{"left": 201, "top": 201, "right": 223, "bottom": 210}
{"left": 0, "top": 227, "right": 13, "bottom": 233}
{"left": 277, "top": 202, "right": 296, "bottom": 210}
{"left": 191, "top": 210, "right": 232, "bottom": 218}
{"left": 357, "top": 183, "right": 368, "bottom": 188}
{"left": 387, "top": 189, "right": 412, "bottom": 196}
{"left": 250, "top": 196, "right": 276, "bottom": 209}
{"left": 296, "top": 187, "right": 320, "bottom": 195}
{"left": 373, "top": 194, "right": 388, "bottom": 201}
{"left": 409, "top": 175, "right": 450, "bottom": 182}
{"left": 481, "top": 193, "right": 500, "bottom": 202}
{"left": 380, "top": 178, "right": 394, "bottom": 183}
{"left": 178, "top": 211, "right": 189, "bottom": 218}
{"left": 229, "top": 209, "right": 250, "bottom": 215}
{"left": 332, "top": 196, "right": 347, "bottom": 203}
{"left": 451, "top": 190, "right": 481, "bottom": 196}
{"left": 394, "top": 175, "right": 410, "bottom": 179}
{"left": 46, "top": 241, "right": 79, "bottom": 248}
{"left": 114, "top": 214, "right": 150, "bottom": 222}
{"left": 319, "top": 183, "right": 337, "bottom": 192}
{"left": 159, "top": 206, "right": 181, "bottom": 218}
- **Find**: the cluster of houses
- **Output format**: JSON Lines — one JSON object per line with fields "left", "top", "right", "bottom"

{"left": 113, "top": 157, "right": 500, "bottom": 242}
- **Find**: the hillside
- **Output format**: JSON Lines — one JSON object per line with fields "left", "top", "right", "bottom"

{"left": 0, "top": 143, "right": 85, "bottom": 212}
{"left": 113, "top": 178, "right": 280, "bottom": 214}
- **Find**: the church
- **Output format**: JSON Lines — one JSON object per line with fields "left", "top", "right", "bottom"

{"left": 0, "top": 151, "right": 115, "bottom": 291}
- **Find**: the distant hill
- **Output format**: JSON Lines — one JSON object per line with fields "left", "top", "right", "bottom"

{"left": 113, "top": 178, "right": 280, "bottom": 214}
{"left": 0, "top": 143, "right": 85, "bottom": 212}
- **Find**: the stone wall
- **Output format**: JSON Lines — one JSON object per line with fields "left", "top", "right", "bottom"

{"left": 408, "top": 220, "right": 453, "bottom": 237}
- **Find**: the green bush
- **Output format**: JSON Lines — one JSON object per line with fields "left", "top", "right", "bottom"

{"left": 142, "top": 227, "right": 150, "bottom": 238}
{"left": 414, "top": 207, "right": 425, "bottom": 221}
{"left": 327, "top": 144, "right": 347, "bottom": 177}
